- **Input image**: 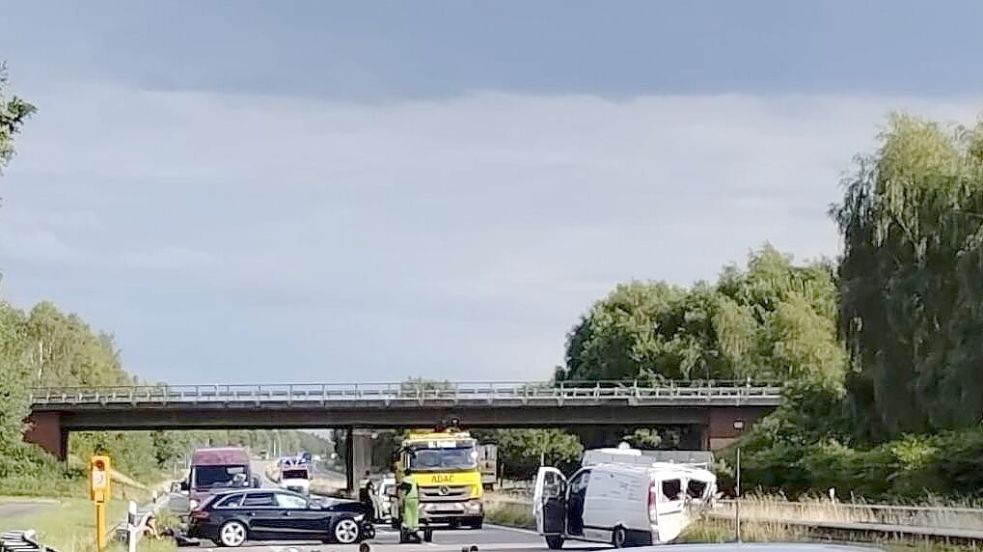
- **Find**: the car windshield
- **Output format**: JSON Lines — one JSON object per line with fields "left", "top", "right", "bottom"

{"left": 408, "top": 446, "right": 476, "bottom": 471}
{"left": 194, "top": 465, "right": 249, "bottom": 489}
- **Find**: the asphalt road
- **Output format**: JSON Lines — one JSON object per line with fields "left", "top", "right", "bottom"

{"left": 188, "top": 460, "right": 589, "bottom": 552}
{"left": 0, "top": 499, "right": 55, "bottom": 520}
{"left": 192, "top": 523, "right": 602, "bottom": 552}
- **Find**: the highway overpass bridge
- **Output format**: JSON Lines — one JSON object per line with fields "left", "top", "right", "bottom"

{"left": 25, "top": 380, "right": 781, "bottom": 465}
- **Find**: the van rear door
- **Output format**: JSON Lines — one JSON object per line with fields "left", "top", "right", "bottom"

{"left": 533, "top": 467, "right": 566, "bottom": 536}
{"left": 654, "top": 476, "right": 686, "bottom": 543}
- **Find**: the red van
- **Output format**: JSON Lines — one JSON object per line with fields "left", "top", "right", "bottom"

{"left": 181, "top": 447, "right": 258, "bottom": 512}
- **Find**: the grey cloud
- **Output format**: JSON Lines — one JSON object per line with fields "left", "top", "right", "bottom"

{"left": 1, "top": 85, "right": 980, "bottom": 382}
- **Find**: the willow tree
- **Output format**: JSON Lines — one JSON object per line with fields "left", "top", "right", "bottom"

{"left": 834, "top": 114, "right": 983, "bottom": 438}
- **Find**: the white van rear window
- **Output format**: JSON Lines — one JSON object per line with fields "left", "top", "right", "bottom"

{"left": 660, "top": 479, "right": 682, "bottom": 501}
{"left": 687, "top": 479, "right": 708, "bottom": 498}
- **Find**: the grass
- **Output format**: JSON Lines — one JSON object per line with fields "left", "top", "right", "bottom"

{"left": 0, "top": 495, "right": 179, "bottom": 552}
{"left": 679, "top": 516, "right": 809, "bottom": 543}
{"left": 0, "top": 496, "right": 126, "bottom": 552}
{"left": 681, "top": 515, "right": 983, "bottom": 552}
{"left": 0, "top": 476, "right": 88, "bottom": 498}
{"left": 714, "top": 495, "right": 983, "bottom": 531}
{"left": 483, "top": 493, "right": 535, "bottom": 529}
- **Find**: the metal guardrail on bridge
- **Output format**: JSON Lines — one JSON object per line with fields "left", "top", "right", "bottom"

{"left": 28, "top": 380, "right": 783, "bottom": 409}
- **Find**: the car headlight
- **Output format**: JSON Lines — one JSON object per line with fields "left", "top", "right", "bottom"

{"left": 189, "top": 499, "right": 200, "bottom": 510}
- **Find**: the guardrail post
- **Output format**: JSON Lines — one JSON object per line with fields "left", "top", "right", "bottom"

{"left": 126, "top": 500, "right": 138, "bottom": 552}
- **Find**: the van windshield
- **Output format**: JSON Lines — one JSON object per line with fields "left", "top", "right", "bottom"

{"left": 194, "top": 465, "right": 249, "bottom": 489}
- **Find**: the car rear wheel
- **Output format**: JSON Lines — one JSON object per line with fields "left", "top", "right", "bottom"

{"left": 218, "top": 521, "right": 247, "bottom": 547}
{"left": 333, "top": 517, "right": 361, "bottom": 544}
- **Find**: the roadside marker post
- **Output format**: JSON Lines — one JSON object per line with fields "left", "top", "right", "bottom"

{"left": 89, "top": 455, "right": 111, "bottom": 551}
{"left": 127, "top": 500, "right": 138, "bottom": 552}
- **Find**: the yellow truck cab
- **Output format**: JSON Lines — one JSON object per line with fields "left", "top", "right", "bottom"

{"left": 394, "top": 428, "right": 484, "bottom": 529}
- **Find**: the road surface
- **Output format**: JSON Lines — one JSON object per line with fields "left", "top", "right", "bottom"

{"left": 192, "top": 523, "right": 601, "bottom": 552}
{"left": 178, "top": 460, "right": 582, "bottom": 551}
{"left": 0, "top": 499, "right": 55, "bottom": 520}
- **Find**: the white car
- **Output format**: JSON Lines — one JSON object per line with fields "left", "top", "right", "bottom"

{"left": 376, "top": 475, "right": 397, "bottom": 521}
{"left": 533, "top": 449, "right": 716, "bottom": 548}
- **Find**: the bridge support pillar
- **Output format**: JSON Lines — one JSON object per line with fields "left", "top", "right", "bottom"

{"left": 706, "top": 406, "right": 769, "bottom": 450}
{"left": 351, "top": 430, "right": 373, "bottom": 486}
{"left": 343, "top": 429, "right": 373, "bottom": 495}
{"left": 24, "top": 411, "right": 68, "bottom": 460}
{"left": 344, "top": 427, "right": 354, "bottom": 494}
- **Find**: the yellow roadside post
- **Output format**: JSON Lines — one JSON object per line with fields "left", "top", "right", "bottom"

{"left": 89, "top": 455, "right": 111, "bottom": 551}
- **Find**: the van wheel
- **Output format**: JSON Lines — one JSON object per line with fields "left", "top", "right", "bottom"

{"left": 545, "top": 535, "right": 564, "bottom": 549}
{"left": 612, "top": 526, "right": 628, "bottom": 548}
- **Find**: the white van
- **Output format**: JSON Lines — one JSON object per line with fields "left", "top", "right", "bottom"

{"left": 279, "top": 463, "right": 312, "bottom": 495}
{"left": 533, "top": 458, "right": 716, "bottom": 548}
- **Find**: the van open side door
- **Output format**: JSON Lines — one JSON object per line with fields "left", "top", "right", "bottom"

{"left": 533, "top": 466, "right": 567, "bottom": 536}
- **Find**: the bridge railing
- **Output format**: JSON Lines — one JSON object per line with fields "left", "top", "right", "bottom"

{"left": 28, "top": 380, "right": 783, "bottom": 407}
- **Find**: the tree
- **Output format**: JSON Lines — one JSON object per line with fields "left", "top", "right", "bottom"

{"left": 474, "top": 429, "right": 583, "bottom": 479}
{"left": 561, "top": 245, "right": 844, "bottom": 386}
{"left": 0, "top": 62, "right": 35, "bottom": 174}
{"left": 833, "top": 114, "right": 983, "bottom": 437}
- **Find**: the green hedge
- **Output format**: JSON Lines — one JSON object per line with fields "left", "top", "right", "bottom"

{"left": 724, "top": 429, "right": 983, "bottom": 501}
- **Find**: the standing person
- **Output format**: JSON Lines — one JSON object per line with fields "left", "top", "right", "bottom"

{"left": 358, "top": 470, "right": 377, "bottom": 522}
{"left": 399, "top": 468, "right": 421, "bottom": 543}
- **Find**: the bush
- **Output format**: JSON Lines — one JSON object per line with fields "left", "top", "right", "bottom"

{"left": 729, "top": 426, "right": 983, "bottom": 502}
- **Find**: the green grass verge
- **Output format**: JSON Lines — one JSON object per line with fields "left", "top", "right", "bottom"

{"left": 0, "top": 496, "right": 176, "bottom": 552}
{"left": 484, "top": 497, "right": 534, "bottom": 529}
{"left": 0, "top": 476, "right": 88, "bottom": 498}
{"left": 0, "top": 496, "right": 125, "bottom": 552}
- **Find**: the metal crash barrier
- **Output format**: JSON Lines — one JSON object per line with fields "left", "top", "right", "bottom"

{"left": 0, "top": 531, "right": 57, "bottom": 552}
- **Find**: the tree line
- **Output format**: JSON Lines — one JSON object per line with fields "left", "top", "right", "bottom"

{"left": 557, "top": 115, "right": 983, "bottom": 500}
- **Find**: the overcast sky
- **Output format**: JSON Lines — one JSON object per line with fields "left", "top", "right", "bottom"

{"left": 1, "top": 1, "right": 981, "bottom": 384}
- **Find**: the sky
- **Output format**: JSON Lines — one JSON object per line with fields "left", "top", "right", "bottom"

{"left": 1, "top": 1, "right": 982, "bottom": 384}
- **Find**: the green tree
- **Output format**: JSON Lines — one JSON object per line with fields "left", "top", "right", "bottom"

{"left": 474, "top": 429, "right": 583, "bottom": 479}
{"left": 833, "top": 114, "right": 983, "bottom": 437}
{"left": 561, "top": 245, "right": 843, "bottom": 386}
{"left": 0, "top": 63, "right": 35, "bottom": 174}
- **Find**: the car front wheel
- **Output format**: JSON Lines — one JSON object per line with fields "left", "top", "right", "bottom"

{"left": 332, "top": 517, "right": 362, "bottom": 544}
{"left": 218, "top": 520, "right": 248, "bottom": 547}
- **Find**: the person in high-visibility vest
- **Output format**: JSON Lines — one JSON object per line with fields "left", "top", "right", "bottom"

{"left": 399, "top": 469, "right": 421, "bottom": 543}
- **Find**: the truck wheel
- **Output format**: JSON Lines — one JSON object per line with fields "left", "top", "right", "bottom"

{"left": 612, "top": 526, "right": 628, "bottom": 548}
{"left": 545, "top": 535, "right": 564, "bottom": 549}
